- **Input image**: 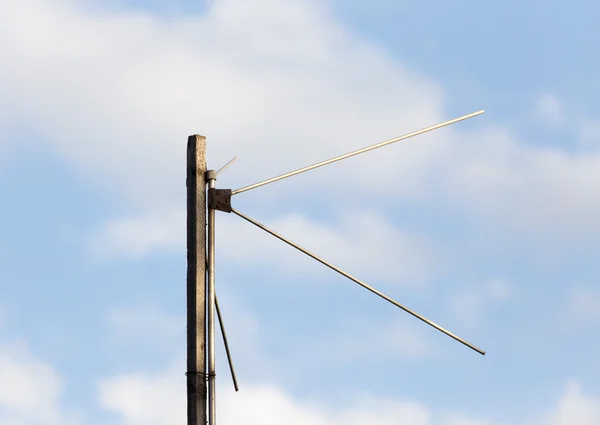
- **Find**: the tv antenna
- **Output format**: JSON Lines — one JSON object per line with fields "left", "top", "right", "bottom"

{"left": 186, "top": 110, "right": 486, "bottom": 425}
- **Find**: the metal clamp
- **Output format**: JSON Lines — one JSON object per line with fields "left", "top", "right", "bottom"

{"left": 185, "top": 371, "right": 208, "bottom": 378}
{"left": 185, "top": 371, "right": 216, "bottom": 379}
{"left": 208, "top": 188, "right": 232, "bottom": 213}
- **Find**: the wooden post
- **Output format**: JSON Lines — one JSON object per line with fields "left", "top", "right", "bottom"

{"left": 186, "top": 135, "right": 207, "bottom": 425}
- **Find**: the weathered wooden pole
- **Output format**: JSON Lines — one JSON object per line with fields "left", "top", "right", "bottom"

{"left": 186, "top": 135, "right": 207, "bottom": 425}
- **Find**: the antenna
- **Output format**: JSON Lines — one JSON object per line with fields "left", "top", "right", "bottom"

{"left": 186, "top": 110, "right": 486, "bottom": 425}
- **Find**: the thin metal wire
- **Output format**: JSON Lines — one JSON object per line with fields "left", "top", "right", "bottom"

{"left": 231, "top": 208, "right": 486, "bottom": 356}
{"left": 215, "top": 295, "right": 239, "bottom": 391}
{"left": 231, "top": 110, "right": 484, "bottom": 195}
{"left": 216, "top": 156, "right": 238, "bottom": 176}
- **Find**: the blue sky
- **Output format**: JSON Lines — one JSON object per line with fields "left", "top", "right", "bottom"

{"left": 1, "top": 0, "right": 600, "bottom": 424}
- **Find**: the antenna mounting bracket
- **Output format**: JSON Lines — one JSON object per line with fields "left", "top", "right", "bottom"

{"left": 208, "top": 188, "right": 232, "bottom": 213}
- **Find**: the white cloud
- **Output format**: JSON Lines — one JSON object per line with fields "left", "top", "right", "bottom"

{"left": 440, "top": 416, "right": 505, "bottom": 425}
{"left": 101, "top": 290, "right": 431, "bottom": 386}
{"left": 92, "top": 206, "right": 437, "bottom": 285}
{"left": 0, "top": 343, "right": 63, "bottom": 416}
{"left": 448, "top": 278, "right": 513, "bottom": 328}
{"left": 0, "top": 341, "right": 81, "bottom": 425}
{"left": 97, "top": 360, "right": 600, "bottom": 425}
{"left": 577, "top": 118, "right": 600, "bottom": 148}
{"left": 96, "top": 362, "right": 446, "bottom": 425}
{"left": 533, "top": 94, "right": 564, "bottom": 127}
{"left": 90, "top": 208, "right": 185, "bottom": 260}
{"left": 2, "top": 0, "right": 599, "bottom": 265}
{"left": 0, "top": 0, "right": 442, "bottom": 209}
{"left": 98, "top": 363, "right": 184, "bottom": 425}
{"left": 308, "top": 316, "right": 432, "bottom": 363}
{"left": 565, "top": 287, "right": 600, "bottom": 326}
{"left": 545, "top": 381, "right": 600, "bottom": 425}
{"left": 221, "top": 387, "right": 434, "bottom": 425}
{"left": 0, "top": 324, "right": 595, "bottom": 425}
{"left": 0, "top": 332, "right": 593, "bottom": 425}
{"left": 106, "top": 299, "right": 185, "bottom": 348}
{"left": 440, "top": 129, "right": 600, "bottom": 257}
{"left": 219, "top": 209, "right": 437, "bottom": 284}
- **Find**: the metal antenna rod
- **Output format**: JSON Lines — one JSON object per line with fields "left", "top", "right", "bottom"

{"left": 232, "top": 110, "right": 484, "bottom": 195}
{"left": 231, "top": 208, "right": 485, "bottom": 356}
{"left": 216, "top": 156, "right": 238, "bottom": 176}
{"left": 215, "top": 295, "right": 239, "bottom": 391}
{"left": 206, "top": 170, "right": 217, "bottom": 425}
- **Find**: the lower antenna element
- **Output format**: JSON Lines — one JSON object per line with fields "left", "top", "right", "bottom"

{"left": 231, "top": 207, "right": 485, "bottom": 356}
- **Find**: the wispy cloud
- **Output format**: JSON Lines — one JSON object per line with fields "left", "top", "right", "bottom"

{"left": 0, "top": 340, "right": 83, "bottom": 425}
{"left": 544, "top": 380, "right": 600, "bottom": 425}
{"left": 533, "top": 94, "right": 564, "bottom": 128}
{"left": 105, "top": 299, "right": 185, "bottom": 349}
{"left": 2, "top": 0, "right": 599, "bottom": 269}
{"left": 90, "top": 207, "right": 437, "bottom": 285}
{"left": 448, "top": 278, "right": 514, "bottom": 329}
{"left": 565, "top": 287, "right": 600, "bottom": 326}
{"left": 96, "top": 358, "right": 600, "bottom": 425}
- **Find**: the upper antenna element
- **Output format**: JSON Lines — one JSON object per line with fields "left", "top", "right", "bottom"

{"left": 231, "top": 110, "right": 484, "bottom": 195}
